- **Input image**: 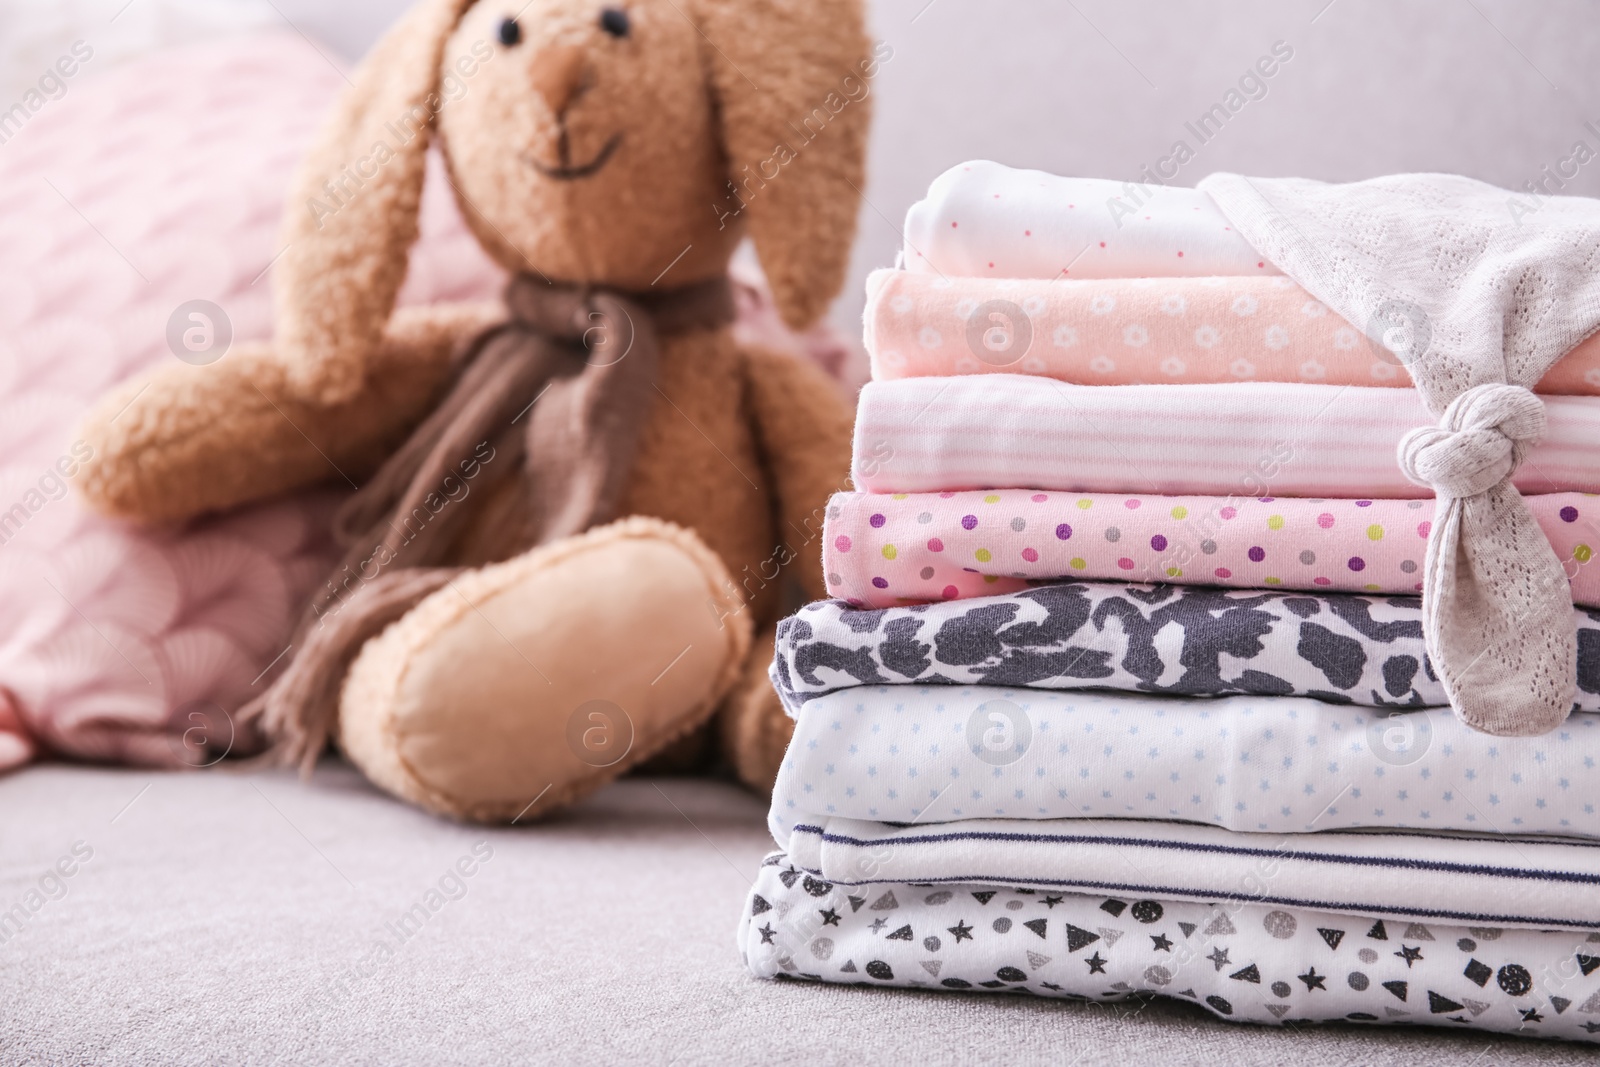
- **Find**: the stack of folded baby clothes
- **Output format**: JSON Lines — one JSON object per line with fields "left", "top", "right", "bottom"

{"left": 737, "top": 162, "right": 1600, "bottom": 1042}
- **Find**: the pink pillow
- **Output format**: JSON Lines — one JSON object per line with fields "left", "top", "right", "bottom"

{"left": 0, "top": 31, "right": 510, "bottom": 770}
{"left": 0, "top": 31, "right": 850, "bottom": 772}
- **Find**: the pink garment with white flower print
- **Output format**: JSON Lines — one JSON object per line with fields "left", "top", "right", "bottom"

{"left": 865, "top": 270, "right": 1600, "bottom": 395}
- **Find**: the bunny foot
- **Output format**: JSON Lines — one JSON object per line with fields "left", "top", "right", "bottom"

{"left": 337, "top": 517, "right": 751, "bottom": 822}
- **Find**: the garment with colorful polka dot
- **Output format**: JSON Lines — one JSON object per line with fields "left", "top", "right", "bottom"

{"left": 823, "top": 490, "right": 1600, "bottom": 609}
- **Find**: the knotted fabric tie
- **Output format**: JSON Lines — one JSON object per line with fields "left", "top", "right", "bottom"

{"left": 243, "top": 274, "right": 736, "bottom": 771}
{"left": 1398, "top": 383, "right": 1547, "bottom": 498}
{"left": 1394, "top": 381, "right": 1576, "bottom": 737}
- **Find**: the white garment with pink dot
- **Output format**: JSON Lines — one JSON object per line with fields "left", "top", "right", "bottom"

{"left": 902, "top": 160, "right": 1280, "bottom": 279}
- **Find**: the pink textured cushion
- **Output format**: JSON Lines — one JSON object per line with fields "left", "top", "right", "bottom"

{"left": 0, "top": 32, "right": 508, "bottom": 770}
{"left": 0, "top": 31, "right": 850, "bottom": 772}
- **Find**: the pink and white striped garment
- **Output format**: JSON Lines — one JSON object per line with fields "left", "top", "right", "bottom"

{"left": 850, "top": 375, "right": 1600, "bottom": 497}
{"left": 822, "top": 489, "right": 1600, "bottom": 607}
{"left": 902, "top": 160, "right": 1280, "bottom": 279}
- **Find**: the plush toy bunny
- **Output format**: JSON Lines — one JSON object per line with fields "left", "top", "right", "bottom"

{"left": 75, "top": 0, "right": 876, "bottom": 821}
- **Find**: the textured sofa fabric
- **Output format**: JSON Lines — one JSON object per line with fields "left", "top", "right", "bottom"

{"left": 1, "top": 764, "right": 1595, "bottom": 1066}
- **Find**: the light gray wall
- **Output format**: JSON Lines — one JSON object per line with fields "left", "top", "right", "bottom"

{"left": 282, "top": 0, "right": 1600, "bottom": 337}
{"left": 847, "top": 0, "right": 1600, "bottom": 333}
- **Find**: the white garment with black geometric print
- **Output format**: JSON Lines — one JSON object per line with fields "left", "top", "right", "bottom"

{"left": 740, "top": 853, "right": 1600, "bottom": 1043}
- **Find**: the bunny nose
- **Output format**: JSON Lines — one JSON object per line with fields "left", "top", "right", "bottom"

{"left": 530, "top": 44, "right": 589, "bottom": 118}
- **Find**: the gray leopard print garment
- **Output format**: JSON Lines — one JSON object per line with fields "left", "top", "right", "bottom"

{"left": 770, "top": 582, "right": 1600, "bottom": 716}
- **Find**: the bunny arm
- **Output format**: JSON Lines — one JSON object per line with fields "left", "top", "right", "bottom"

{"left": 740, "top": 343, "right": 854, "bottom": 604}
{"left": 76, "top": 302, "right": 502, "bottom": 525}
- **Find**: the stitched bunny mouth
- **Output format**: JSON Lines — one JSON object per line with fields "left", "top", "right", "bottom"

{"left": 527, "top": 133, "right": 622, "bottom": 181}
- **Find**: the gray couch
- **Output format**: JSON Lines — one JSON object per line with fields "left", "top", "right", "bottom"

{"left": 3, "top": 762, "right": 1593, "bottom": 1065}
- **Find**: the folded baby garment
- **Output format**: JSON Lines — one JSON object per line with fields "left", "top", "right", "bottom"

{"left": 741, "top": 855, "right": 1600, "bottom": 1042}
{"left": 768, "top": 684, "right": 1600, "bottom": 838}
{"left": 851, "top": 376, "right": 1600, "bottom": 497}
{"left": 865, "top": 270, "right": 1600, "bottom": 395}
{"left": 780, "top": 816, "right": 1600, "bottom": 931}
{"left": 822, "top": 490, "right": 1600, "bottom": 607}
{"left": 902, "top": 161, "right": 1280, "bottom": 279}
{"left": 772, "top": 587, "right": 1600, "bottom": 713}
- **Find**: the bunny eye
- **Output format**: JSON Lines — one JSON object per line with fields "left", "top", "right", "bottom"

{"left": 599, "top": 7, "right": 631, "bottom": 38}
{"left": 498, "top": 17, "right": 522, "bottom": 46}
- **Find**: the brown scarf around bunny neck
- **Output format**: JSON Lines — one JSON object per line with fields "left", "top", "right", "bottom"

{"left": 243, "top": 273, "right": 737, "bottom": 771}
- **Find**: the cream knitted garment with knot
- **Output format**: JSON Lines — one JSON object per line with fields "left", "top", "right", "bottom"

{"left": 1198, "top": 172, "right": 1600, "bottom": 736}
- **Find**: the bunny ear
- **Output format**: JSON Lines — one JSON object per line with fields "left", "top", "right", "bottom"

{"left": 694, "top": 0, "right": 875, "bottom": 330}
{"left": 274, "top": 0, "right": 479, "bottom": 403}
